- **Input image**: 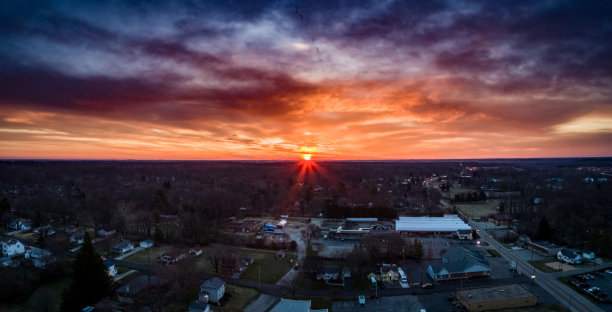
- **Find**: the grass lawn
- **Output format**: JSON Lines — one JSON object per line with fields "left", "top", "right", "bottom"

{"left": 217, "top": 285, "right": 260, "bottom": 312}
{"left": 0, "top": 274, "right": 70, "bottom": 312}
{"left": 500, "top": 303, "right": 570, "bottom": 311}
{"left": 455, "top": 201, "right": 500, "bottom": 219}
{"left": 240, "top": 251, "right": 296, "bottom": 284}
{"left": 124, "top": 244, "right": 174, "bottom": 264}
{"left": 529, "top": 259, "right": 561, "bottom": 273}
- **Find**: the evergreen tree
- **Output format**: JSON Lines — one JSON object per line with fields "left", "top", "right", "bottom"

{"left": 0, "top": 196, "right": 10, "bottom": 217}
{"left": 411, "top": 239, "right": 424, "bottom": 260}
{"left": 61, "top": 232, "right": 110, "bottom": 311}
{"left": 536, "top": 217, "right": 551, "bottom": 241}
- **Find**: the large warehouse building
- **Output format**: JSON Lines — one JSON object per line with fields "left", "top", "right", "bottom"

{"left": 455, "top": 284, "right": 537, "bottom": 311}
{"left": 395, "top": 215, "right": 471, "bottom": 234}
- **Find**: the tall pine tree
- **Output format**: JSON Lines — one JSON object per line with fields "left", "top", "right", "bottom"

{"left": 61, "top": 232, "right": 110, "bottom": 311}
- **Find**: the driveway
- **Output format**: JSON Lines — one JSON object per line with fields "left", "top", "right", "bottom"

{"left": 275, "top": 222, "right": 305, "bottom": 286}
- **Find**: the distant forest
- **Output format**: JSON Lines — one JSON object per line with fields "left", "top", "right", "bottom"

{"left": 1, "top": 158, "right": 611, "bottom": 256}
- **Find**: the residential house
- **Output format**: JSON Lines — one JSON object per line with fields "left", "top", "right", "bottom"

{"left": 140, "top": 239, "right": 154, "bottom": 249}
{"left": 116, "top": 275, "right": 164, "bottom": 303}
{"left": 97, "top": 228, "right": 116, "bottom": 236}
{"left": 189, "top": 302, "right": 210, "bottom": 312}
{"left": 0, "top": 256, "right": 17, "bottom": 267}
{"left": 104, "top": 259, "right": 118, "bottom": 277}
{"left": 8, "top": 219, "right": 31, "bottom": 231}
{"left": 111, "top": 241, "right": 134, "bottom": 254}
{"left": 70, "top": 232, "right": 85, "bottom": 244}
{"left": 316, "top": 266, "right": 340, "bottom": 283}
{"left": 161, "top": 249, "right": 187, "bottom": 265}
{"left": 32, "top": 255, "right": 56, "bottom": 269}
{"left": 199, "top": 277, "right": 225, "bottom": 304}
{"left": 582, "top": 251, "right": 595, "bottom": 260}
{"left": 457, "top": 229, "right": 473, "bottom": 240}
{"left": 380, "top": 263, "right": 399, "bottom": 282}
{"left": 1, "top": 238, "right": 25, "bottom": 256}
{"left": 34, "top": 225, "right": 55, "bottom": 236}
{"left": 65, "top": 225, "right": 77, "bottom": 233}
{"left": 269, "top": 298, "right": 328, "bottom": 312}
{"left": 427, "top": 247, "right": 490, "bottom": 281}
{"left": 25, "top": 247, "right": 55, "bottom": 269}
{"left": 557, "top": 249, "right": 582, "bottom": 264}
{"left": 486, "top": 214, "right": 513, "bottom": 226}
{"left": 190, "top": 246, "right": 203, "bottom": 256}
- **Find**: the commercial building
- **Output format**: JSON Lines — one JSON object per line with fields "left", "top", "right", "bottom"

{"left": 527, "top": 241, "right": 561, "bottom": 257}
{"left": 428, "top": 247, "right": 490, "bottom": 281}
{"left": 455, "top": 284, "right": 537, "bottom": 311}
{"left": 395, "top": 215, "right": 471, "bottom": 235}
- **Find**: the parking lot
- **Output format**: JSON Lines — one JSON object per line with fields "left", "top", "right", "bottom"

{"left": 568, "top": 270, "right": 612, "bottom": 311}
{"left": 332, "top": 295, "right": 423, "bottom": 312}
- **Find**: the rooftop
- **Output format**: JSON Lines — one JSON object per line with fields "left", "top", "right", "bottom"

{"left": 201, "top": 277, "right": 225, "bottom": 289}
{"left": 396, "top": 215, "right": 471, "bottom": 232}
{"left": 456, "top": 284, "right": 536, "bottom": 303}
{"left": 269, "top": 298, "right": 311, "bottom": 312}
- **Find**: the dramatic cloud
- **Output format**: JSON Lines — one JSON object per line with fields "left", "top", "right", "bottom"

{"left": 0, "top": 0, "right": 611, "bottom": 159}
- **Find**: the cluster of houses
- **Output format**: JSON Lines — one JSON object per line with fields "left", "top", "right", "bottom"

{"left": 1, "top": 237, "right": 56, "bottom": 269}
{"left": 519, "top": 236, "right": 596, "bottom": 264}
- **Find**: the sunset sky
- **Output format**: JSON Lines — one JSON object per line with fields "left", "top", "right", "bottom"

{"left": 1, "top": 1, "right": 611, "bottom": 160}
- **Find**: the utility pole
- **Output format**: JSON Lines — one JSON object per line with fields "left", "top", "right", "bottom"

{"left": 258, "top": 266, "right": 261, "bottom": 290}
{"left": 402, "top": 246, "right": 405, "bottom": 269}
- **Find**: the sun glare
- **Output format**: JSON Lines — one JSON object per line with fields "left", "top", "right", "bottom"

{"left": 302, "top": 154, "right": 311, "bottom": 160}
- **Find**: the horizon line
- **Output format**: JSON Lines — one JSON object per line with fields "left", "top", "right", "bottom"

{"left": 1, "top": 156, "right": 611, "bottom": 162}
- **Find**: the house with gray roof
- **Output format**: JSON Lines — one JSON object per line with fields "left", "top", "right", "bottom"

{"left": 557, "top": 248, "right": 582, "bottom": 264}
{"left": 111, "top": 241, "right": 134, "bottom": 254}
{"left": 427, "top": 246, "right": 490, "bottom": 281}
{"left": 199, "top": 277, "right": 225, "bottom": 304}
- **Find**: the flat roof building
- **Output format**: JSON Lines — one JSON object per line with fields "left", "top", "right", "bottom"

{"left": 395, "top": 215, "right": 471, "bottom": 234}
{"left": 455, "top": 284, "right": 537, "bottom": 311}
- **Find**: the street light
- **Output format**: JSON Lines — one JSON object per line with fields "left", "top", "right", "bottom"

{"left": 531, "top": 275, "right": 536, "bottom": 285}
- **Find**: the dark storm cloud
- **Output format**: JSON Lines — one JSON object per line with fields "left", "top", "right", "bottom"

{"left": 0, "top": 0, "right": 611, "bottom": 159}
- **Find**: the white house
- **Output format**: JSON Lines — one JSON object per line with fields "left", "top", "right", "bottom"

{"left": 104, "top": 259, "right": 118, "bottom": 277}
{"left": 9, "top": 220, "right": 31, "bottom": 231}
{"left": 557, "top": 248, "right": 582, "bottom": 264}
{"left": 190, "top": 247, "right": 203, "bottom": 256}
{"left": 70, "top": 232, "right": 85, "bottom": 244}
{"left": 582, "top": 251, "right": 595, "bottom": 260}
{"left": 111, "top": 241, "right": 134, "bottom": 254}
{"left": 97, "top": 228, "right": 116, "bottom": 236}
{"left": 140, "top": 239, "right": 154, "bottom": 248}
{"left": 1, "top": 238, "right": 25, "bottom": 256}
{"left": 34, "top": 225, "right": 55, "bottom": 236}
{"left": 316, "top": 266, "right": 340, "bottom": 283}
{"left": 199, "top": 277, "right": 225, "bottom": 304}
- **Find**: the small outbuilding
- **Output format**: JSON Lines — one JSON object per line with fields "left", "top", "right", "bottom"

{"left": 140, "top": 239, "right": 154, "bottom": 249}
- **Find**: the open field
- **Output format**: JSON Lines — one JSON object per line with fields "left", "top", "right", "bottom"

{"left": 455, "top": 200, "right": 500, "bottom": 219}
{"left": 240, "top": 250, "right": 296, "bottom": 284}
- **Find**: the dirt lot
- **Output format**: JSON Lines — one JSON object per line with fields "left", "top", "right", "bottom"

{"left": 455, "top": 201, "right": 501, "bottom": 219}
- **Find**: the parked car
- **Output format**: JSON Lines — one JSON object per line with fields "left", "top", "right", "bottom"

{"left": 358, "top": 295, "right": 366, "bottom": 305}
{"left": 293, "top": 263, "right": 299, "bottom": 270}
{"left": 605, "top": 269, "right": 612, "bottom": 275}
{"left": 422, "top": 283, "right": 433, "bottom": 289}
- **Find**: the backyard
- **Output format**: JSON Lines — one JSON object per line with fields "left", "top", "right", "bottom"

{"left": 124, "top": 244, "right": 174, "bottom": 264}
{"left": 240, "top": 250, "right": 296, "bottom": 284}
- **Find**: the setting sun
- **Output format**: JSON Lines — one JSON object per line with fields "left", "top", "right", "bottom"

{"left": 302, "top": 154, "right": 311, "bottom": 160}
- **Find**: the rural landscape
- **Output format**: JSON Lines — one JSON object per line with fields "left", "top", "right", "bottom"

{"left": 1, "top": 158, "right": 611, "bottom": 311}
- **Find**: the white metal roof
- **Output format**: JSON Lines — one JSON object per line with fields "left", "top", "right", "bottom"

{"left": 395, "top": 215, "right": 471, "bottom": 232}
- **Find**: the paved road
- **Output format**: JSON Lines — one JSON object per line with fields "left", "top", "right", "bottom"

{"left": 466, "top": 217, "right": 604, "bottom": 312}
{"left": 275, "top": 222, "right": 306, "bottom": 286}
